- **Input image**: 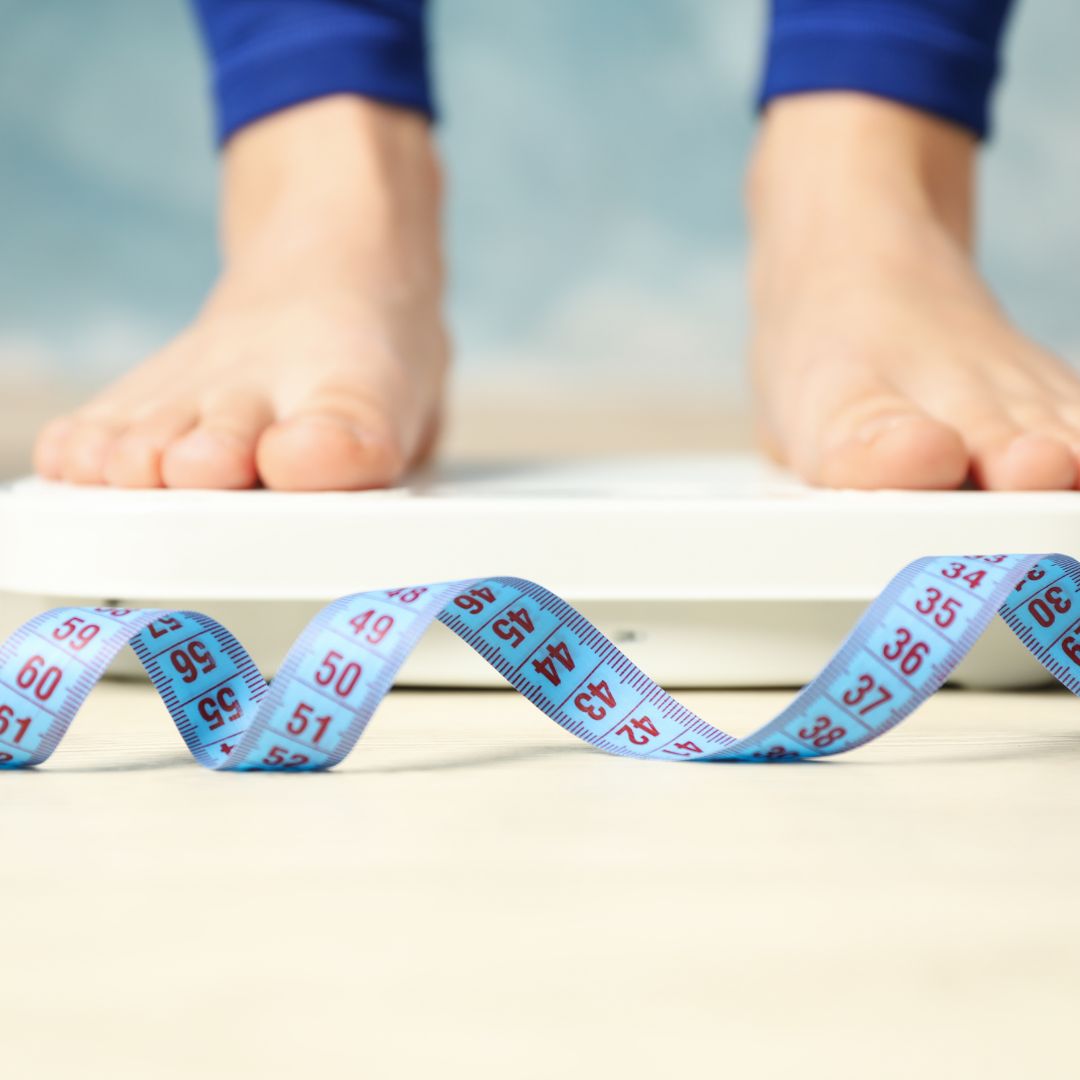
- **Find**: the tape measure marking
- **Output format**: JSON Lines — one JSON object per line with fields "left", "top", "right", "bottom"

{"left": 0, "top": 553, "right": 1073, "bottom": 770}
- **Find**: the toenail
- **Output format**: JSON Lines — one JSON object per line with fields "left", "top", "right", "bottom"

{"left": 854, "top": 414, "right": 909, "bottom": 443}
{"left": 182, "top": 428, "right": 248, "bottom": 453}
{"left": 292, "top": 414, "right": 366, "bottom": 440}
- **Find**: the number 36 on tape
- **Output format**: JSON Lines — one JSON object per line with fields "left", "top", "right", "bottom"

{"left": 0, "top": 554, "right": 1077, "bottom": 771}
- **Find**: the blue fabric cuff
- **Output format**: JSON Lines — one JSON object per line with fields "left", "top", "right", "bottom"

{"left": 211, "top": 20, "right": 434, "bottom": 144}
{"left": 759, "top": 22, "right": 1002, "bottom": 138}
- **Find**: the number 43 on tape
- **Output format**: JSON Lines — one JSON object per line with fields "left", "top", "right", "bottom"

{"left": 0, "top": 555, "right": 1076, "bottom": 771}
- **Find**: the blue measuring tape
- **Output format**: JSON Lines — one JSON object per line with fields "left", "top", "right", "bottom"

{"left": 0, "top": 553, "right": 1075, "bottom": 770}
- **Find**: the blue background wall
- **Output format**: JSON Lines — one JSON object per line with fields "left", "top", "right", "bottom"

{"left": 1, "top": 1, "right": 1077, "bottom": 392}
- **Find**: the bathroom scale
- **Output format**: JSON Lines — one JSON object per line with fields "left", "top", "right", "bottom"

{"left": 0, "top": 454, "right": 1076, "bottom": 688}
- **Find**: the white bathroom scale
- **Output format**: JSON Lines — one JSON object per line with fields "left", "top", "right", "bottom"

{"left": 1, "top": 454, "right": 1077, "bottom": 688}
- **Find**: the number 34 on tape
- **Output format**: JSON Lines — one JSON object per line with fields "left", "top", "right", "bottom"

{"left": 0, "top": 554, "right": 1076, "bottom": 771}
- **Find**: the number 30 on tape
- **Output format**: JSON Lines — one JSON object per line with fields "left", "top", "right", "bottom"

{"left": 0, "top": 554, "right": 1076, "bottom": 771}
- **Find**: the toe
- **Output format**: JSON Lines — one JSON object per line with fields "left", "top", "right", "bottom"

{"left": 160, "top": 398, "right": 270, "bottom": 490}
{"left": 818, "top": 411, "right": 968, "bottom": 490}
{"left": 1010, "top": 403, "right": 1080, "bottom": 487}
{"left": 797, "top": 380, "right": 969, "bottom": 490}
{"left": 60, "top": 419, "right": 124, "bottom": 485}
{"left": 971, "top": 432, "right": 1077, "bottom": 491}
{"left": 33, "top": 417, "right": 74, "bottom": 480}
{"left": 103, "top": 408, "right": 198, "bottom": 488}
{"left": 256, "top": 412, "right": 408, "bottom": 491}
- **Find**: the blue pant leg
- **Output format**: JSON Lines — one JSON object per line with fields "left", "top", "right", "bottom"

{"left": 759, "top": 0, "right": 1017, "bottom": 137}
{"left": 191, "top": 0, "right": 433, "bottom": 143}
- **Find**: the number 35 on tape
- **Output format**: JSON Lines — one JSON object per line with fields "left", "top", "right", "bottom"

{"left": 0, "top": 554, "right": 1076, "bottom": 771}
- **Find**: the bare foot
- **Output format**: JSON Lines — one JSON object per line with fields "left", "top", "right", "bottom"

{"left": 748, "top": 93, "right": 1080, "bottom": 491}
{"left": 34, "top": 95, "right": 447, "bottom": 490}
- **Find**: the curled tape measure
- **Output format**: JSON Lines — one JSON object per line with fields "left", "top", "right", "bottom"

{"left": 0, "top": 553, "right": 1076, "bottom": 770}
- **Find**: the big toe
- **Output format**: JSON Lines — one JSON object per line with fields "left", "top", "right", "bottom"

{"left": 809, "top": 405, "right": 969, "bottom": 491}
{"left": 256, "top": 413, "right": 409, "bottom": 491}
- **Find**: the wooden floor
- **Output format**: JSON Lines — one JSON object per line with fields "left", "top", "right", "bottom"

{"left": 2, "top": 680, "right": 1079, "bottom": 1078}
{"left": 1, "top": 377, "right": 1078, "bottom": 1077}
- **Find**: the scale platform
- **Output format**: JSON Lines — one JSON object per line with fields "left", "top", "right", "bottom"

{"left": 0, "top": 454, "right": 1077, "bottom": 688}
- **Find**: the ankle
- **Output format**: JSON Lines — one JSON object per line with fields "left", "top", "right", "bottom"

{"left": 746, "top": 92, "right": 977, "bottom": 250}
{"left": 217, "top": 96, "right": 442, "bottom": 275}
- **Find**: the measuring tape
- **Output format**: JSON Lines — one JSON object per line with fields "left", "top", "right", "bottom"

{"left": 0, "top": 553, "right": 1076, "bottom": 770}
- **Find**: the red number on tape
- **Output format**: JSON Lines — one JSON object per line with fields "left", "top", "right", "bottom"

{"left": 661, "top": 739, "right": 703, "bottom": 758}
{"left": 841, "top": 673, "right": 894, "bottom": 716}
{"left": 574, "top": 680, "right": 617, "bottom": 720}
{"left": 914, "top": 587, "right": 963, "bottom": 628}
{"left": 147, "top": 616, "right": 183, "bottom": 640}
{"left": 262, "top": 745, "right": 310, "bottom": 768}
{"left": 881, "top": 628, "right": 930, "bottom": 676}
{"left": 941, "top": 563, "right": 986, "bottom": 590}
{"left": 170, "top": 640, "right": 217, "bottom": 684}
{"left": 16, "top": 655, "right": 62, "bottom": 701}
{"left": 386, "top": 587, "right": 427, "bottom": 604}
{"left": 52, "top": 616, "right": 101, "bottom": 651}
{"left": 1014, "top": 567, "right": 1046, "bottom": 592}
{"left": 0, "top": 703, "right": 31, "bottom": 744}
{"left": 453, "top": 587, "right": 496, "bottom": 616}
{"left": 532, "top": 641, "right": 575, "bottom": 686}
{"left": 1027, "top": 586, "right": 1072, "bottom": 630}
{"left": 753, "top": 746, "right": 797, "bottom": 761}
{"left": 1062, "top": 632, "right": 1080, "bottom": 665}
{"left": 616, "top": 715, "right": 660, "bottom": 746}
{"left": 287, "top": 702, "right": 332, "bottom": 745}
{"left": 348, "top": 610, "right": 395, "bottom": 645}
{"left": 315, "top": 650, "right": 362, "bottom": 698}
{"left": 797, "top": 715, "right": 846, "bottom": 748}
{"left": 493, "top": 607, "right": 535, "bottom": 649}
{"left": 197, "top": 686, "right": 243, "bottom": 731}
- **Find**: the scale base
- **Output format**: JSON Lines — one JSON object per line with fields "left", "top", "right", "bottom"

{"left": 1, "top": 454, "right": 1073, "bottom": 690}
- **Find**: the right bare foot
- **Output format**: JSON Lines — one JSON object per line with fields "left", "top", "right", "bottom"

{"left": 749, "top": 93, "right": 1080, "bottom": 491}
{"left": 34, "top": 95, "right": 448, "bottom": 490}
